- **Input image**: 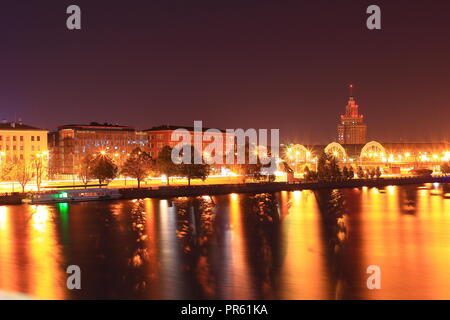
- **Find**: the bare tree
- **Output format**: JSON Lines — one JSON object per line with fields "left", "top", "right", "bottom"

{"left": 78, "top": 154, "right": 95, "bottom": 188}
{"left": 13, "top": 160, "right": 33, "bottom": 193}
{"left": 32, "top": 154, "right": 47, "bottom": 192}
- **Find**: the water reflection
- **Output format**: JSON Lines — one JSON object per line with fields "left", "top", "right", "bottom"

{"left": 0, "top": 184, "right": 450, "bottom": 299}
{"left": 314, "top": 189, "right": 348, "bottom": 299}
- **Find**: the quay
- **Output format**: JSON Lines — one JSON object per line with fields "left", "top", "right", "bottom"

{"left": 1, "top": 175, "right": 449, "bottom": 205}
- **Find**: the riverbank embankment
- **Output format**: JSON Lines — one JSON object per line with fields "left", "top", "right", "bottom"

{"left": 2, "top": 175, "right": 449, "bottom": 205}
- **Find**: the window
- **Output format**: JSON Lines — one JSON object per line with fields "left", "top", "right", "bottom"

{"left": 20, "top": 136, "right": 24, "bottom": 142}
{"left": 31, "top": 136, "right": 35, "bottom": 141}
{"left": 0, "top": 136, "right": 2, "bottom": 141}
{"left": 13, "top": 146, "right": 16, "bottom": 151}
{"left": 31, "top": 146, "right": 34, "bottom": 151}
{"left": 13, "top": 136, "right": 17, "bottom": 142}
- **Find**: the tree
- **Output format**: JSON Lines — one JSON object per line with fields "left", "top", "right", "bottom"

{"left": 304, "top": 166, "right": 311, "bottom": 181}
{"left": 317, "top": 152, "right": 328, "bottom": 181}
{"left": 441, "top": 162, "right": 450, "bottom": 174}
{"left": 78, "top": 154, "right": 95, "bottom": 188}
{"left": 121, "top": 148, "right": 154, "bottom": 188}
{"left": 357, "top": 166, "right": 365, "bottom": 179}
{"left": 32, "top": 154, "right": 47, "bottom": 192}
{"left": 156, "top": 146, "right": 180, "bottom": 185}
{"left": 342, "top": 166, "right": 349, "bottom": 180}
{"left": 348, "top": 167, "right": 355, "bottom": 179}
{"left": 91, "top": 154, "right": 118, "bottom": 185}
{"left": 179, "top": 146, "right": 211, "bottom": 186}
{"left": 227, "top": 143, "right": 265, "bottom": 183}
{"left": 0, "top": 161, "right": 14, "bottom": 182}
{"left": 329, "top": 157, "right": 342, "bottom": 181}
{"left": 303, "top": 166, "right": 318, "bottom": 182}
{"left": 13, "top": 160, "right": 33, "bottom": 193}
{"left": 317, "top": 152, "right": 342, "bottom": 181}
{"left": 375, "top": 166, "right": 382, "bottom": 178}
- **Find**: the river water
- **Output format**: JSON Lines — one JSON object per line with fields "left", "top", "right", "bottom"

{"left": 1, "top": 183, "right": 450, "bottom": 300}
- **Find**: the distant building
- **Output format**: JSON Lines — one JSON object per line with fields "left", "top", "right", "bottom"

{"left": 0, "top": 121, "right": 48, "bottom": 167}
{"left": 51, "top": 123, "right": 148, "bottom": 177}
{"left": 337, "top": 85, "right": 367, "bottom": 144}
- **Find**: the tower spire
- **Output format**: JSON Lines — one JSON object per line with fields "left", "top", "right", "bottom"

{"left": 349, "top": 84, "right": 353, "bottom": 97}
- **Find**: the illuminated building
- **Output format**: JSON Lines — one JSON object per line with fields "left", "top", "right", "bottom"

{"left": 337, "top": 85, "right": 367, "bottom": 144}
{"left": 0, "top": 121, "right": 48, "bottom": 167}
{"left": 50, "top": 123, "right": 148, "bottom": 178}
{"left": 282, "top": 141, "right": 450, "bottom": 174}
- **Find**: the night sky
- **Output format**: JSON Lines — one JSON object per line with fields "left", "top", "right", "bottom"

{"left": 1, "top": 0, "right": 450, "bottom": 144}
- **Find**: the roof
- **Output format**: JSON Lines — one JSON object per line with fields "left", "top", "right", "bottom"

{"left": 58, "top": 123, "right": 136, "bottom": 132}
{"left": 145, "top": 125, "right": 227, "bottom": 133}
{"left": 0, "top": 122, "right": 48, "bottom": 131}
{"left": 286, "top": 141, "right": 450, "bottom": 157}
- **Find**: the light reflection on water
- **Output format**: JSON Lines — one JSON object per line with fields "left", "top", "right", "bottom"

{"left": 0, "top": 183, "right": 450, "bottom": 300}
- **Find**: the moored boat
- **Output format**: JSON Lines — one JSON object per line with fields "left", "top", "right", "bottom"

{"left": 22, "top": 188, "right": 122, "bottom": 204}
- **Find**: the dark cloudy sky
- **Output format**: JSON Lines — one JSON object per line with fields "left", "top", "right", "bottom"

{"left": 1, "top": 0, "right": 449, "bottom": 143}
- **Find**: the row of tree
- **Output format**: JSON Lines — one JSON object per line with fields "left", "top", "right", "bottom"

{"left": 0, "top": 144, "right": 276, "bottom": 193}
{"left": 303, "top": 152, "right": 382, "bottom": 182}
{"left": 442, "top": 162, "right": 450, "bottom": 174}
{"left": 78, "top": 146, "right": 212, "bottom": 188}
{"left": 0, "top": 155, "right": 47, "bottom": 193}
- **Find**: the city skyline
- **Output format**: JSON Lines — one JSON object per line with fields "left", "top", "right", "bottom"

{"left": 1, "top": 1, "right": 450, "bottom": 143}
{"left": 2, "top": 82, "right": 448, "bottom": 145}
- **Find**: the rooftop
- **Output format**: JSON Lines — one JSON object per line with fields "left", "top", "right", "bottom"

{"left": 58, "top": 122, "right": 136, "bottom": 131}
{"left": 145, "top": 125, "right": 227, "bottom": 133}
{"left": 0, "top": 122, "right": 47, "bottom": 131}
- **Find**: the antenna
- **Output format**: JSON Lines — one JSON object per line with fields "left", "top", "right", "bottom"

{"left": 349, "top": 84, "right": 354, "bottom": 97}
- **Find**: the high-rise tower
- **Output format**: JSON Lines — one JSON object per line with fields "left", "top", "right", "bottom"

{"left": 337, "top": 85, "right": 367, "bottom": 144}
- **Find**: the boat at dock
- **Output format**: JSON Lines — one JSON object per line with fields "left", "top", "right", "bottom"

{"left": 22, "top": 188, "right": 122, "bottom": 204}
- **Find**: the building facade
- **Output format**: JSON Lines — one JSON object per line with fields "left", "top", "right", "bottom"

{"left": 0, "top": 121, "right": 48, "bottom": 168}
{"left": 337, "top": 88, "right": 367, "bottom": 144}
{"left": 51, "top": 123, "right": 149, "bottom": 177}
